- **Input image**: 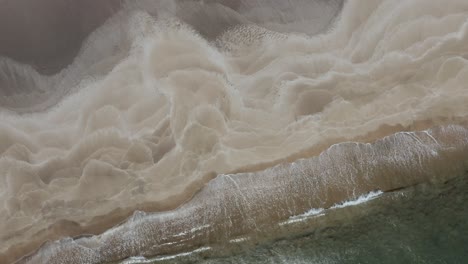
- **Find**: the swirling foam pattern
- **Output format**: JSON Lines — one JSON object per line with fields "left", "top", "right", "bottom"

{"left": 1, "top": 0, "right": 468, "bottom": 263}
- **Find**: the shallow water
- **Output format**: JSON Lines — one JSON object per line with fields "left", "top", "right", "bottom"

{"left": 121, "top": 174, "right": 468, "bottom": 264}
{"left": 210, "top": 175, "right": 468, "bottom": 264}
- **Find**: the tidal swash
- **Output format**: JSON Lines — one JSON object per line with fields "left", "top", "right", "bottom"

{"left": 1, "top": 1, "right": 468, "bottom": 263}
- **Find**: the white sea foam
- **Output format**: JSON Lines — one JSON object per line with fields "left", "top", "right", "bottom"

{"left": 2, "top": 0, "right": 468, "bottom": 263}
{"left": 281, "top": 208, "right": 325, "bottom": 226}
{"left": 282, "top": 190, "right": 383, "bottom": 226}
{"left": 331, "top": 190, "right": 384, "bottom": 209}
{"left": 229, "top": 237, "right": 250, "bottom": 243}
{"left": 121, "top": 246, "right": 212, "bottom": 263}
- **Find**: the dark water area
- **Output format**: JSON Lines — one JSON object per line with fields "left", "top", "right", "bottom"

{"left": 122, "top": 174, "right": 468, "bottom": 264}
{"left": 0, "top": 0, "right": 120, "bottom": 75}
{"left": 232, "top": 177, "right": 468, "bottom": 264}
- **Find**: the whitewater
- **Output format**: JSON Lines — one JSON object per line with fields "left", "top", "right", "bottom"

{"left": 1, "top": 0, "right": 468, "bottom": 263}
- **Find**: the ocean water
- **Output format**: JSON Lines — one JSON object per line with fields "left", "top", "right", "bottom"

{"left": 1, "top": 0, "right": 468, "bottom": 263}
{"left": 201, "top": 175, "right": 468, "bottom": 264}
{"left": 119, "top": 174, "right": 468, "bottom": 264}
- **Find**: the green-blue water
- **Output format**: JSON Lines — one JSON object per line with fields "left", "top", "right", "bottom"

{"left": 122, "top": 173, "right": 468, "bottom": 264}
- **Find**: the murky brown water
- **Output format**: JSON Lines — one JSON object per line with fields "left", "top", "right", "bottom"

{"left": 1, "top": 1, "right": 468, "bottom": 263}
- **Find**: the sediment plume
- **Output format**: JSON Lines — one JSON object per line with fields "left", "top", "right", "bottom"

{"left": 0, "top": 0, "right": 121, "bottom": 75}
{"left": 16, "top": 125, "right": 468, "bottom": 264}
{"left": 1, "top": 0, "right": 468, "bottom": 263}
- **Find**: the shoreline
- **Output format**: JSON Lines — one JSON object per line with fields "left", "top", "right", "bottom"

{"left": 186, "top": 173, "right": 468, "bottom": 264}
{"left": 2, "top": 1, "right": 468, "bottom": 263}
{"left": 8, "top": 123, "right": 468, "bottom": 264}
{"left": 0, "top": 119, "right": 458, "bottom": 263}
